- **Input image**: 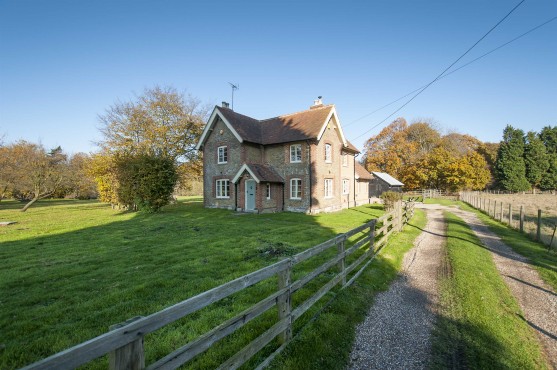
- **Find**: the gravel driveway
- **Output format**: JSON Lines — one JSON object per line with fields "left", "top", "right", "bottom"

{"left": 348, "top": 208, "right": 446, "bottom": 369}
{"left": 420, "top": 203, "right": 557, "bottom": 369}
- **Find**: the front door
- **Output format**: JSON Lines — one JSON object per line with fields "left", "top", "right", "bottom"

{"left": 245, "top": 180, "right": 256, "bottom": 211}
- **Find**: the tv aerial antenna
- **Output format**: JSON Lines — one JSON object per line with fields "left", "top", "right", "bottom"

{"left": 228, "top": 82, "right": 239, "bottom": 110}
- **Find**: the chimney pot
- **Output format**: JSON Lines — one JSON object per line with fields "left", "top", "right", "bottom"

{"left": 222, "top": 101, "right": 230, "bottom": 108}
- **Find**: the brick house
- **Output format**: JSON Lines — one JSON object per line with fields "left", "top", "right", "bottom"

{"left": 196, "top": 99, "right": 372, "bottom": 213}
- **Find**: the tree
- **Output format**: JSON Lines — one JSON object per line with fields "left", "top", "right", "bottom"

{"left": 98, "top": 86, "right": 209, "bottom": 162}
{"left": 66, "top": 153, "right": 98, "bottom": 199}
{"left": 94, "top": 86, "right": 209, "bottom": 210}
{"left": 362, "top": 118, "right": 417, "bottom": 179}
{"left": 495, "top": 125, "right": 530, "bottom": 192}
{"left": 406, "top": 120, "right": 441, "bottom": 156}
{"left": 9, "top": 142, "right": 67, "bottom": 211}
{"left": 524, "top": 131, "right": 549, "bottom": 192}
{"left": 476, "top": 142, "right": 499, "bottom": 188}
{"left": 0, "top": 144, "right": 17, "bottom": 201}
{"left": 539, "top": 126, "right": 557, "bottom": 190}
{"left": 89, "top": 153, "right": 120, "bottom": 206}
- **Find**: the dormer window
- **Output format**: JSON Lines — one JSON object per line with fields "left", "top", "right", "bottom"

{"left": 325, "top": 144, "right": 332, "bottom": 163}
{"left": 290, "top": 144, "right": 302, "bottom": 163}
{"left": 218, "top": 146, "right": 228, "bottom": 164}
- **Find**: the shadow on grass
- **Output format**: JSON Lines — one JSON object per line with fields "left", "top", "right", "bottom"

{"left": 431, "top": 315, "right": 514, "bottom": 370}
{"left": 0, "top": 199, "right": 382, "bottom": 369}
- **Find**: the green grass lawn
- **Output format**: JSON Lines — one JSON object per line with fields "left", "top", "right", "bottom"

{"left": 0, "top": 198, "right": 389, "bottom": 369}
{"left": 430, "top": 212, "right": 548, "bottom": 369}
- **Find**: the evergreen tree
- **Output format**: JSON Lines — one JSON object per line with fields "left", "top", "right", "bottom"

{"left": 495, "top": 125, "right": 530, "bottom": 191}
{"left": 539, "top": 126, "right": 557, "bottom": 190}
{"left": 524, "top": 131, "right": 549, "bottom": 191}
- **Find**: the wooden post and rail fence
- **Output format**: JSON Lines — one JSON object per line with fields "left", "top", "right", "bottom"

{"left": 461, "top": 192, "right": 556, "bottom": 251}
{"left": 22, "top": 201, "right": 415, "bottom": 370}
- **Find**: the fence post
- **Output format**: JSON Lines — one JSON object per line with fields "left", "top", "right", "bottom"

{"left": 369, "top": 219, "right": 376, "bottom": 252}
{"left": 519, "top": 206, "right": 524, "bottom": 232}
{"left": 488, "top": 199, "right": 491, "bottom": 216}
{"left": 277, "top": 261, "right": 292, "bottom": 344}
{"left": 508, "top": 204, "right": 512, "bottom": 226}
{"left": 494, "top": 200, "right": 497, "bottom": 218}
{"left": 109, "top": 317, "right": 145, "bottom": 370}
{"left": 499, "top": 202, "right": 503, "bottom": 222}
{"left": 537, "top": 209, "right": 542, "bottom": 242}
{"left": 337, "top": 236, "right": 346, "bottom": 286}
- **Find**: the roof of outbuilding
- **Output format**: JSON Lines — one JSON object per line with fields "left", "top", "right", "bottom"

{"left": 197, "top": 104, "right": 360, "bottom": 153}
{"left": 355, "top": 162, "right": 373, "bottom": 180}
{"left": 371, "top": 172, "right": 404, "bottom": 186}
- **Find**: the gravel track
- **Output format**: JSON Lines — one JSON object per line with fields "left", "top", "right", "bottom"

{"left": 420, "top": 204, "right": 557, "bottom": 369}
{"left": 348, "top": 208, "right": 446, "bottom": 369}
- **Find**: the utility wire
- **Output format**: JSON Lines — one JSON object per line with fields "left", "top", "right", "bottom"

{"left": 345, "top": 15, "right": 557, "bottom": 128}
{"left": 351, "top": 0, "right": 527, "bottom": 141}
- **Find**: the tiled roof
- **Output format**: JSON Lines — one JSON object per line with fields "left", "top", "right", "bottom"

{"left": 232, "top": 163, "right": 285, "bottom": 184}
{"left": 248, "top": 164, "right": 284, "bottom": 183}
{"left": 372, "top": 172, "right": 404, "bottom": 186}
{"left": 355, "top": 162, "right": 373, "bottom": 180}
{"left": 213, "top": 105, "right": 360, "bottom": 152}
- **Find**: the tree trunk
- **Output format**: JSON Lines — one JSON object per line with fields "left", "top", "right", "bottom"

{"left": 21, "top": 196, "right": 39, "bottom": 212}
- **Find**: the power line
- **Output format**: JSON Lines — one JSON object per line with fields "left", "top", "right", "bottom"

{"left": 351, "top": 0, "right": 527, "bottom": 141}
{"left": 344, "top": 15, "right": 557, "bottom": 129}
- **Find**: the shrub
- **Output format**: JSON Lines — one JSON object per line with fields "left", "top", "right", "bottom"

{"left": 380, "top": 191, "right": 402, "bottom": 211}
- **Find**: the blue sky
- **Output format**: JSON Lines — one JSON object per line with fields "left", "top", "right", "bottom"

{"left": 0, "top": 0, "right": 556, "bottom": 155}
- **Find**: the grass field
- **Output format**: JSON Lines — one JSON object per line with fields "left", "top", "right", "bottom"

{"left": 0, "top": 198, "right": 394, "bottom": 369}
{"left": 469, "top": 193, "right": 557, "bottom": 247}
{"left": 431, "top": 212, "right": 548, "bottom": 369}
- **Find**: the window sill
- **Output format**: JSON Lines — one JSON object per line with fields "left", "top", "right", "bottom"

{"left": 216, "top": 196, "right": 230, "bottom": 199}
{"left": 290, "top": 197, "right": 302, "bottom": 200}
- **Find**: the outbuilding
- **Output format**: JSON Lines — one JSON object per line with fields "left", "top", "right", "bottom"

{"left": 370, "top": 172, "right": 404, "bottom": 197}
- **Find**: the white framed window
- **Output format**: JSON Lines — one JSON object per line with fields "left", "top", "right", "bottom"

{"left": 290, "top": 178, "right": 302, "bottom": 199}
{"left": 343, "top": 179, "right": 350, "bottom": 194}
{"left": 324, "top": 178, "right": 333, "bottom": 198}
{"left": 266, "top": 183, "right": 271, "bottom": 199}
{"left": 218, "top": 146, "right": 228, "bottom": 164}
{"left": 325, "top": 144, "right": 332, "bottom": 163}
{"left": 290, "top": 144, "right": 302, "bottom": 163}
{"left": 216, "top": 179, "right": 230, "bottom": 198}
{"left": 342, "top": 153, "right": 348, "bottom": 167}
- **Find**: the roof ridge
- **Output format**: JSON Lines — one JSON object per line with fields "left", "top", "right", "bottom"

{"left": 259, "top": 104, "right": 334, "bottom": 123}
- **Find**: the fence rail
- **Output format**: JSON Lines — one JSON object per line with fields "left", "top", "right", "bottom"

{"left": 22, "top": 201, "right": 415, "bottom": 370}
{"left": 461, "top": 192, "right": 556, "bottom": 250}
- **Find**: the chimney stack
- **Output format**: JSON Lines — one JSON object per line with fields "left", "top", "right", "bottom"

{"left": 222, "top": 101, "right": 230, "bottom": 108}
{"left": 311, "top": 96, "right": 323, "bottom": 109}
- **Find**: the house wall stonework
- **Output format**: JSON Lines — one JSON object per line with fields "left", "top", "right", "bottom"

{"left": 202, "top": 118, "right": 242, "bottom": 209}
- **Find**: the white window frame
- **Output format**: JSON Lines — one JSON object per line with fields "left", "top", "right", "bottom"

{"left": 324, "top": 178, "right": 333, "bottom": 198}
{"left": 290, "top": 144, "right": 302, "bottom": 163}
{"left": 217, "top": 146, "right": 228, "bottom": 164}
{"left": 343, "top": 179, "right": 350, "bottom": 195}
{"left": 325, "top": 144, "right": 332, "bottom": 163}
{"left": 216, "top": 179, "right": 230, "bottom": 198}
{"left": 266, "top": 183, "right": 271, "bottom": 199}
{"left": 342, "top": 153, "right": 348, "bottom": 167}
{"left": 290, "top": 178, "right": 302, "bottom": 200}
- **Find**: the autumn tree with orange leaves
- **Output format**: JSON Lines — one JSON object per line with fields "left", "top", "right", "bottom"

{"left": 362, "top": 118, "right": 491, "bottom": 191}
